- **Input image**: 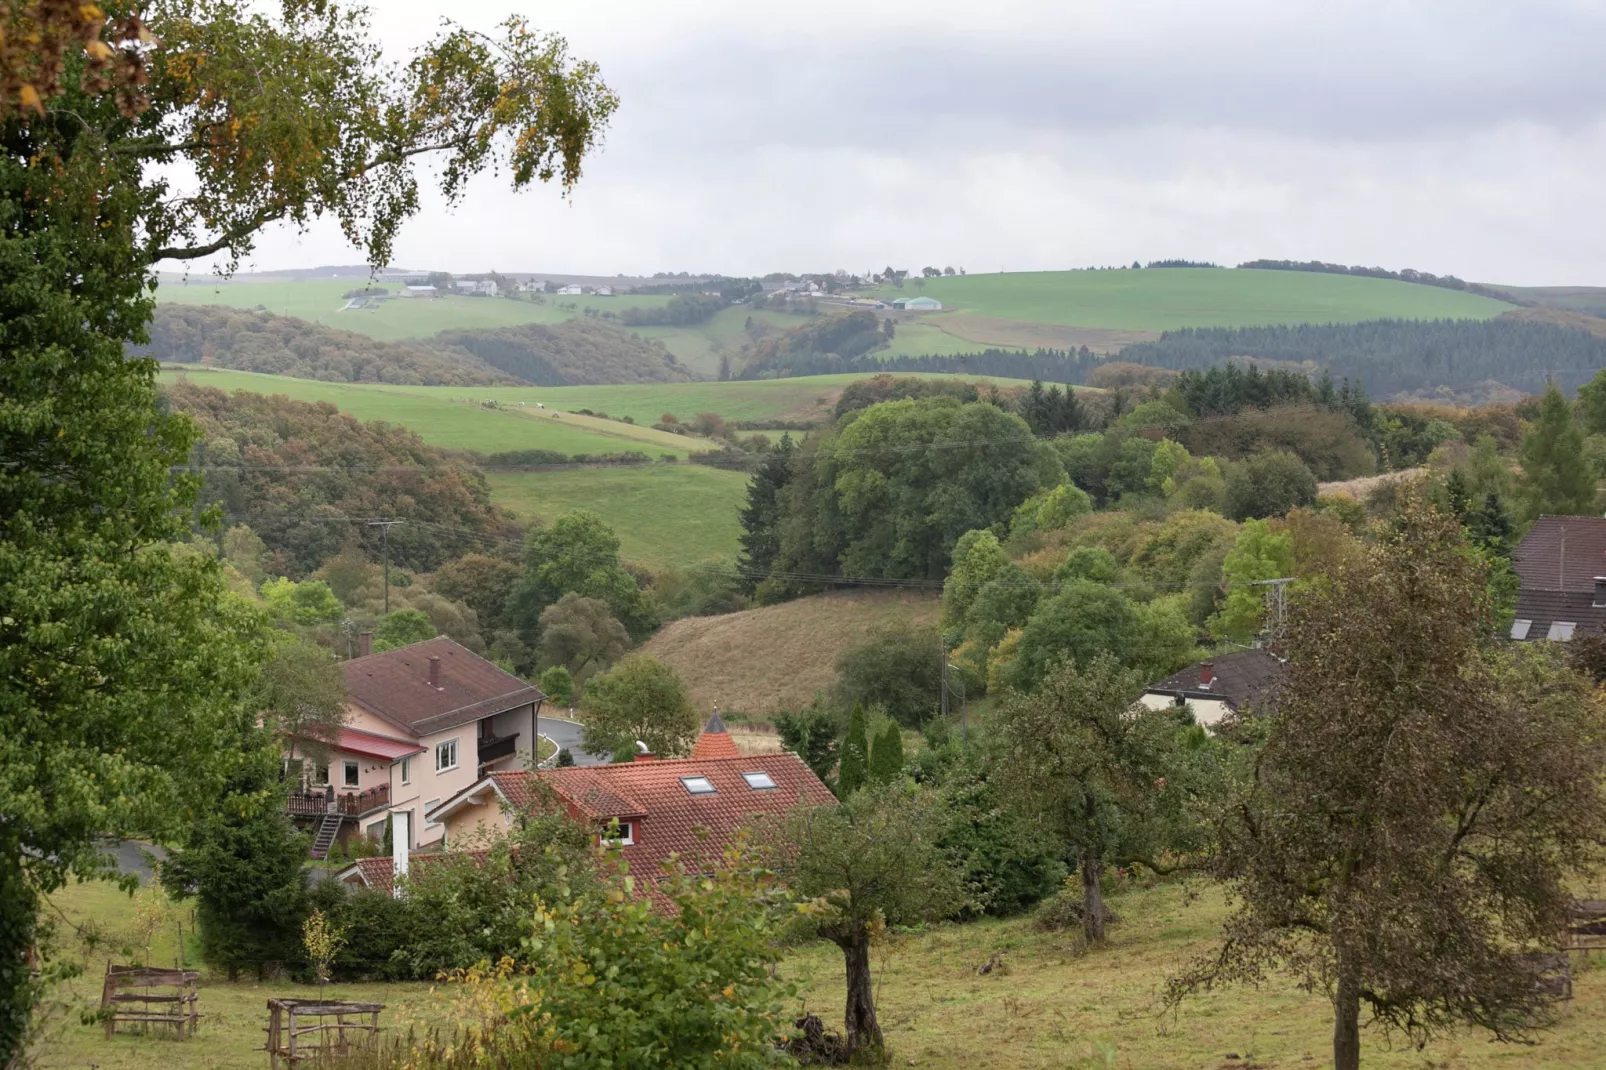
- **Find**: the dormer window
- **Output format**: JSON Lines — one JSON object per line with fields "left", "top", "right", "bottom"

{"left": 599, "top": 820, "right": 634, "bottom": 846}
{"left": 741, "top": 771, "right": 777, "bottom": 790}
{"left": 680, "top": 776, "right": 716, "bottom": 795}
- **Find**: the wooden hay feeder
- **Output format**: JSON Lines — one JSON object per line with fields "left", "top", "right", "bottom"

{"left": 99, "top": 963, "right": 201, "bottom": 1039}
{"left": 265, "top": 998, "right": 384, "bottom": 1068}
{"left": 1566, "top": 899, "right": 1606, "bottom": 953}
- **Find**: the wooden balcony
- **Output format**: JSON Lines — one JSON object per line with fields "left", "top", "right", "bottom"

{"left": 287, "top": 782, "right": 390, "bottom": 819}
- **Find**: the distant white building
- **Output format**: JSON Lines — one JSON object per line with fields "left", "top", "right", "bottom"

{"left": 594, "top": 286, "right": 614, "bottom": 296}
{"left": 404, "top": 285, "right": 438, "bottom": 299}
{"left": 556, "top": 284, "right": 584, "bottom": 296}
{"left": 892, "top": 295, "right": 942, "bottom": 311}
{"left": 457, "top": 279, "right": 498, "bottom": 296}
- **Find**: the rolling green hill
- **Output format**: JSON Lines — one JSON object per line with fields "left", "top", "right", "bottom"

{"left": 867, "top": 267, "right": 1512, "bottom": 330}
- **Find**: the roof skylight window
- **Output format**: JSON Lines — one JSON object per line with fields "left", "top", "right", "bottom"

{"left": 741, "top": 771, "right": 778, "bottom": 790}
{"left": 680, "top": 776, "right": 716, "bottom": 795}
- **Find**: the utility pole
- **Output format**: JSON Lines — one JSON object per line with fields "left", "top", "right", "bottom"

{"left": 367, "top": 519, "right": 401, "bottom": 615}
{"left": 1249, "top": 577, "right": 1294, "bottom": 644}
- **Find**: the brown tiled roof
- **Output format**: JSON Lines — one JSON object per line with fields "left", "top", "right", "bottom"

{"left": 1512, "top": 516, "right": 1606, "bottom": 640}
{"left": 1147, "top": 649, "right": 1285, "bottom": 714}
{"left": 342, "top": 636, "right": 544, "bottom": 736}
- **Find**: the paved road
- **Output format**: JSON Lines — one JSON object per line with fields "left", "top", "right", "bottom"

{"left": 105, "top": 839, "right": 167, "bottom": 883}
{"left": 538, "top": 715, "right": 606, "bottom": 766}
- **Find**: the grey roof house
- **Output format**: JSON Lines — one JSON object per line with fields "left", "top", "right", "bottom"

{"left": 1510, "top": 515, "right": 1606, "bottom": 643}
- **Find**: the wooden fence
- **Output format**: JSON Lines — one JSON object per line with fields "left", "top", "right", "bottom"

{"left": 99, "top": 963, "right": 200, "bottom": 1038}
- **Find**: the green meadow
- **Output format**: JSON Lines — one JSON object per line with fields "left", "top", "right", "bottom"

{"left": 868, "top": 267, "right": 1513, "bottom": 330}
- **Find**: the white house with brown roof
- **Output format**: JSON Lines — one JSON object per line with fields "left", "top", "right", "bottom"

{"left": 1139, "top": 649, "right": 1285, "bottom": 728}
{"left": 337, "top": 715, "right": 835, "bottom": 899}
{"left": 287, "top": 635, "right": 546, "bottom": 857}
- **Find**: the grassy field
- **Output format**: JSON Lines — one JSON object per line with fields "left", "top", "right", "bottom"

{"left": 486, "top": 465, "right": 749, "bottom": 569}
{"left": 640, "top": 589, "right": 941, "bottom": 713}
{"left": 867, "top": 268, "right": 1513, "bottom": 330}
{"left": 38, "top": 875, "right": 1606, "bottom": 1069}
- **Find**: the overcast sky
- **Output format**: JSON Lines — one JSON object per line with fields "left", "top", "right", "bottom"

{"left": 213, "top": 0, "right": 1606, "bottom": 286}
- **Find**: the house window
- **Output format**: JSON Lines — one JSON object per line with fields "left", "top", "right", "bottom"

{"left": 741, "top": 771, "right": 777, "bottom": 791}
{"left": 343, "top": 761, "right": 360, "bottom": 788}
{"left": 599, "top": 820, "right": 635, "bottom": 846}
{"left": 680, "top": 776, "right": 716, "bottom": 795}
{"left": 314, "top": 763, "right": 330, "bottom": 787}
{"left": 1510, "top": 619, "right": 1532, "bottom": 640}
{"left": 400, "top": 756, "right": 411, "bottom": 785}
{"left": 435, "top": 738, "right": 458, "bottom": 773}
{"left": 424, "top": 799, "right": 441, "bottom": 828}
{"left": 366, "top": 819, "right": 386, "bottom": 843}
{"left": 1549, "top": 621, "right": 1577, "bottom": 642}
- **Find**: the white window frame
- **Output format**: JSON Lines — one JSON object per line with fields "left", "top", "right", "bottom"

{"left": 741, "top": 771, "right": 778, "bottom": 791}
{"left": 435, "top": 738, "right": 459, "bottom": 773}
{"left": 400, "top": 756, "right": 411, "bottom": 785}
{"left": 600, "top": 820, "right": 635, "bottom": 846}
{"left": 343, "top": 760, "right": 360, "bottom": 788}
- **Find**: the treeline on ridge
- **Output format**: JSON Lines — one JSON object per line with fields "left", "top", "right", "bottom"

{"left": 1237, "top": 259, "right": 1515, "bottom": 302}
{"left": 139, "top": 304, "right": 519, "bottom": 386}
{"left": 165, "top": 380, "right": 514, "bottom": 575}
{"left": 141, "top": 304, "right": 697, "bottom": 387}
{"left": 1117, "top": 318, "right": 1606, "bottom": 396}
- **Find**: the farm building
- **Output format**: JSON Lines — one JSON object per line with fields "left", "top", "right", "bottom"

{"left": 892, "top": 295, "right": 942, "bottom": 311}
{"left": 456, "top": 279, "right": 498, "bottom": 296}
{"left": 556, "top": 284, "right": 584, "bottom": 295}
{"left": 403, "top": 284, "right": 438, "bottom": 299}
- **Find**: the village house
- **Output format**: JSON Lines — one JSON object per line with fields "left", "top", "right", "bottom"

{"left": 1509, "top": 514, "right": 1606, "bottom": 642}
{"left": 1138, "top": 648, "right": 1284, "bottom": 729}
{"left": 335, "top": 714, "right": 835, "bottom": 896}
{"left": 285, "top": 635, "right": 546, "bottom": 859}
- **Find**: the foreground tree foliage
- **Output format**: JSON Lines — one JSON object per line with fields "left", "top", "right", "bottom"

{"left": 768, "top": 784, "right": 964, "bottom": 1060}
{"left": 1170, "top": 498, "right": 1606, "bottom": 1070}
{"left": 580, "top": 654, "right": 698, "bottom": 759}
{"left": 1, "top": 1, "right": 613, "bottom": 1056}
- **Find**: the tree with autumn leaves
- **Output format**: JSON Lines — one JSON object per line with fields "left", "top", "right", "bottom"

{"left": 0, "top": 2, "right": 613, "bottom": 1057}
{"left": 1171, "top": 494, "right": 1606, "bottom": 1070}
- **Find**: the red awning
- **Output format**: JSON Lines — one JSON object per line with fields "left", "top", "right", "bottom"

{"left": 337, "top": 728, "right": 424, "bottom": 762}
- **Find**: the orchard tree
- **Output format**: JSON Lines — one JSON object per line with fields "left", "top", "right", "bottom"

{"left": 581, "top": 655, "right": 698, "bottom": 759}
{"left": 771, "top": 785, "right": 964, "bottom": 1058}
{"left": 0, "top": 1, "right": 613, "bottom": 1054}
{"left": 992, "top": 654, "right": 1208, "bottom": 942}
{"left": 1170, "top": 497, "right": 1606, "bottom": 1070}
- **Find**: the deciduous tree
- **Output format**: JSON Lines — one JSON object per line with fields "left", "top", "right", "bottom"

{"left": 373, "top": 609, "right": 436, "bottom": 651}
{"left": 254, "top": 633, "right": 348, "bottom": 768}
{"left": 581, "top": 655, "right": 697, "bottom": 759}
{"left": 537, "top": 593, "right": 631, "bottom": 675}
{"left": 1170, "top": 497, "right": 1606, "bottom": 1070}
{"left": 1520, "top": 381, "right": 1596, "bottom": 519}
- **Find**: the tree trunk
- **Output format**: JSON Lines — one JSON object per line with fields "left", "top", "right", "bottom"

{"left": 0, "top": 837, "right": 37, "bottom": 1064}
{"left": 838, "top": 926, "right": 882, "bottom": 1056}
{"left": 1333, "top": 970, "right": 1361, "bottom": 1070}
{"left": 1081, "top": 854, "right": 1106, "bottom": 943}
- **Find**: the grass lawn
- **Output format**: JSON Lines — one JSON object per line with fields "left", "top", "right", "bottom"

{"left": 486, "top": 465, "right": 749, "bottom": 569}
{"left": 865, "top": 268, "right": 1512, "bottom": 331}
{"left": 38, "top": 877, "right": 1606, "bottom": 1069}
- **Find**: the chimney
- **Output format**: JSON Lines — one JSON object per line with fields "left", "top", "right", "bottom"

{"left": 1199, "top": 662, "right": 1214, "bottom": 689}
{"left": 428, "top": 655, "right": 441, "bottom": 689}
{"left": 1594, "top": 577, "right": 1606, "bottom": 608}
{"left": 358, "top": 631, "right": 372, "bottom": 657}
{"left": 634, "top": 740, "right": 655, "bottom": 762}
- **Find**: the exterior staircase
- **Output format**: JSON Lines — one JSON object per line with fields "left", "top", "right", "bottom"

{"left": 309, "top": 813, "right": 344, "bottom": 860}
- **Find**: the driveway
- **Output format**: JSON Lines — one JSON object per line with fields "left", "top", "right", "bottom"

{"left": 538, "top": 715, "right": 606, "bottom": 766}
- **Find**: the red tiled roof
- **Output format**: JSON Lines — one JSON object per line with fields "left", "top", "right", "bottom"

{"left": 493, "top": 752, "right": 834, "bottom": 879}
{"left": 342, "top": 636, "right": 544, "bottom": 736}
{"left": 336, "top": 728, "right": 425, "bottom": 761}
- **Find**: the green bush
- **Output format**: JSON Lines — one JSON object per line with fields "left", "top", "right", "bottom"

{"left": 832, "top": 620, "right": 943, "bottom": 728}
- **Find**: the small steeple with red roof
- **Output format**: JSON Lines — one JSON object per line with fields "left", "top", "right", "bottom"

{"left": 690, "top": 712, "right": 741, "bottom": 760}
